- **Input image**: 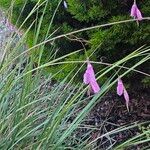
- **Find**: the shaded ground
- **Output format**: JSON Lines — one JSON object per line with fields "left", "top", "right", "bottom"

{"left": 83, "top": 89, "right": 150, "bottom": 149}
{"left": 69, "top": 88, "right": 150, "bottom": 149}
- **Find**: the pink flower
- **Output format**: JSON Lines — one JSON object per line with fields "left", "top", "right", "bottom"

{"left": 117, "top": 78, "right": 124, "bottom": 96}
{"left": 117, "top": 78, "right": 130, "bottom": 111}
{"left": 123, "top": 88, "right": 129, "bottom": 111}
{"left": 83, "top": 62, "right": 100, "bottom": 94}
{"left": 130, "top": 2, "right": 143, "bottom": 21}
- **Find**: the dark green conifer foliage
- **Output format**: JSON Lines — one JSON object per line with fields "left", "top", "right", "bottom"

{"left": 0, "top": 0, "right": 149, "bottom": 87}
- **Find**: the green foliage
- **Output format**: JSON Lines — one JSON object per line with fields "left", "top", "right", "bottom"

{"left": 0, "top": 1, "right": 150, "bottom": 149}
{"left": 0, "top": 0, "right": 149, "bottom": 86}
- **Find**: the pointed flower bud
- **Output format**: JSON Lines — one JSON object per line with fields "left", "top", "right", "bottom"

{"left": 117, "top": 78, "right": 130, "bottom": 111}
{"left": 83, "top": 62, "right": 100, "bottom": 94}
{"left": 130, "top": 1, "right": 143, "bottom": 21}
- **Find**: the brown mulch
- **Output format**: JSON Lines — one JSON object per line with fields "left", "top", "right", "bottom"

{"left": 78, "top": 89, "right": 150, "bottom": 149}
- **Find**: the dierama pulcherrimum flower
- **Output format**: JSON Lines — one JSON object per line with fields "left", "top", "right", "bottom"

{"left": 83, "top": 62, "right": 100, "bottom": 94}
{"left": 63, "top": 1, "right": 68, "bottom": 9}
{"left": 130, "top": 0, "right": 143, "bottom": 21}
{"left": 117, "top": 78, "right": 129, "bottom": 111}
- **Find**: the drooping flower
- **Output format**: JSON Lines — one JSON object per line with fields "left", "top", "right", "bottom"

{"left": 63, "top": 1, "right": 68, "bottom": 9}
{"left": 130, "top": 1, "right": 143, "bottom": 21}
{"left": 83, "top": 62, "right": 100, "bottom": 94}
{"left": 123, "top": 88, "right": 129, "bottom": 112}
{"left": 117, "top": 78, "right": 124, "bottom": 96}
{"left": 117, "top": 78, "right": 130, "bottom": 111}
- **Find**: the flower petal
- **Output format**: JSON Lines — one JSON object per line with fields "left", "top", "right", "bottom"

{"left": 83, "top": 62, "right": 96, "bottom": 83}
{"left": 83, "top": 72, "right": 90, "bottom": 84}
{"left": 117, "top": 78, "right": 124, "bottom": 96}
{"left": 90, "top": 80, "right": 100, "bottom": 93}
{"left": 123, "top": 88, "right": 129, "bottom": 112}
{"left": 83, "top": 62, "right": 100, "bottom": 94}
{"left": 87, "top": 63, "right": 96, "bottom": 80}
{"left": 130, "top": 4, "right": 137, "bottom": 17}
{"left": 136, "top": 8, "right": 143, "bottom": 20}
{"left": 130, "top": 2, "right": 143, "bottom": 21}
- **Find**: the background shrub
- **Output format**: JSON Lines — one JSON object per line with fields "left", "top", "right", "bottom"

{"left": 0, "top": 0, "right": 149, "bottom": 86}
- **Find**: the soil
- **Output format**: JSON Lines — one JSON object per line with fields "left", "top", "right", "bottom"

{"left": 83, "top": 89, "right": 150, "bottom": 149}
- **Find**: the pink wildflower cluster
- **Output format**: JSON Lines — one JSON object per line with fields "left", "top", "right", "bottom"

{"left": 83, "top": 61, "right": 130, "bottom": 111}
{"left": 82, "top": 0, "right": 144, "bottom": 111}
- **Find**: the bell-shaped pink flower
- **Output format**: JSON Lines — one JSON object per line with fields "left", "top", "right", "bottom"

{"left": 117, "top": 78, "right": 124, "bottom": 96}
{"left": 83, "top": 62, "right": 100, "bottom": 94}
{"left": 117, "top": 78, "right": 130, "bottom": 111}
{"left": 130, "top": 1, "right": 143, "bottom": 21}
